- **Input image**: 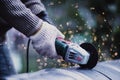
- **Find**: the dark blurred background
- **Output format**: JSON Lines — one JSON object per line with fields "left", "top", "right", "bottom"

{"left": 7, "top": 0, "right": 120, "bottom": 73}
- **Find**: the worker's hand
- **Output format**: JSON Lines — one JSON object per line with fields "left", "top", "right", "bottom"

{"left": 30, "top": 21, "right": 64, "bottom": 58}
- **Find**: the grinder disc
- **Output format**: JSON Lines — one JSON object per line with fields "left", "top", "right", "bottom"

{"left": 79, "top": 43, "right": 98, "bottom": 69}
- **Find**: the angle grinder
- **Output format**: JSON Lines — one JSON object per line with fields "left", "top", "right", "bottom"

{"left": 55, "top": 38, "right": 98, "bottom": 69}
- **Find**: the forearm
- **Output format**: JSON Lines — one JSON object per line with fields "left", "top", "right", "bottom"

{"left": 0, "top": 0, "right": 43, "bottom": 37}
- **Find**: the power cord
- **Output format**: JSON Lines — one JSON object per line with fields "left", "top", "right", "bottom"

{"left": 26, "top": 39, "right": 31, "bottom": 73}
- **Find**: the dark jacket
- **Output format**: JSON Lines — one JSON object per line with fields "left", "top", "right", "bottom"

{"left": 0, "top": 0, "right": 46, "bottom": 43}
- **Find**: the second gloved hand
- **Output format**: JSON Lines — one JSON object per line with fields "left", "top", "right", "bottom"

{"left": 30, "top": 21, "right": 64, "bottom": 58}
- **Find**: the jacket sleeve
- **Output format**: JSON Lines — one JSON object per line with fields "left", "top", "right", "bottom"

{"left": 0, "top": 0, "right": 43, "bottom": 37}
{"left": 21, "top": 0, "right": 53, "bottom": 24}
{"left": 21, "top": 0, "right": 46, "bottom": 15}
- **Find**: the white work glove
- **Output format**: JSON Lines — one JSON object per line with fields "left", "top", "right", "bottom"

{"left": 30, "top": 21, "right": 64, "bottom": 58}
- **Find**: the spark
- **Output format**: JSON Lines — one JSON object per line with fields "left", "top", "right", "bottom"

{"left": 59, "top": 24, "right": 63, "bottom": 27}
{"left": 36, "top": 59, "right": 41, "bottom": 63}
{"left": 75, "top": 13, "right": 78, "bottom": 16}
{"left": 75, "top": 30, "right": 78, "bottom": 32}
{"left": 110, "top": 48, "right": 112, "bottom": 51}
{"left": 106, "top": 34, "right": 109, "bottom": 37}
{"left": 84, "top": 32, "right": 89, "bottom": 36}
{"left": 66, "top": 22, "right": 70, "bottom": 26}
{"left": 93, "top": 36, "right": 97, "bottom": 41}
{"left": 69, "top": 35, "right": 74, "bottom": 40}
{"left": 58, "top": 1, "right": 61, "bottom": 4}
{"left": 23, "top": 46, "right": 26, "bottom": 50}
{"left": 68, "top": 30, "right": 73, "bottom": 34}
{"left": 54, "top": 18, "right": 57, "bottom": 21}
{"left": 98, "top": 44, "right": 101, "bottom": 48}
{"left": 104, "top": 19, "right": 107, "bottom": 22}
{"left": 44, "top": 63, "right": 47, "bottom": 67}
{"left": 44, "top": 57, "right": 48, "bottom": 62}
{"left": 63, "top": 31, "right": 67, "bottom": 35}
{"left": 112, "top": 55, "right": 115, "bottom": 58}
{"left": 57, "top": 59, "right": 61, "bottom": 63}
{"left": 102, "top": 12, "right": 105, "bottom": 15}
{"left": 114, "top": 52, "right": 118, "bottom": 56}
{"left": 78, "top": 27, "right": 83, "bottom": 31}
{"left": 59, "top": 24, "right": 63, "bottom": 29}
{"left": 49, "top": 2, "right": 54, "bottom": 6}
{"left": 111, "top": 37, "right": 114, "bottom": 41}
{"left": 102, "top": 42, "right": 105, "bottom": 46}
{"left": 88, "top": 26, "right": 92, "bottom": 30}
{"left": 84, "top": 38, "right": 87, "bottom": 41}
{"left": 98, "top": 48, "right": 101, "bottom": 53}
{"left": 75, "top": 3, "right": 79, "bottom": 9}
{"left": 90, "top": 7, "right": 95, "bottom": 10}
{"left": 99, "top": 56, "right": 103, "bottom": 60}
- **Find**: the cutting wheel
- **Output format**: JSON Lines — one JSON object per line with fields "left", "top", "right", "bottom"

{"left": 79, "top": 43, "right": 98, "bottom": 69}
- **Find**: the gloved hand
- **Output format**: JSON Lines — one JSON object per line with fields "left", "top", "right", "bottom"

{"left": 30, "top": 21, "right": 64, "bottom": 58}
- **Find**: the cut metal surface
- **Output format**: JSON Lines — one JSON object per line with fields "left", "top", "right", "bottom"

{"left": 7, "top": 60, "right": 120, "bottom": 80}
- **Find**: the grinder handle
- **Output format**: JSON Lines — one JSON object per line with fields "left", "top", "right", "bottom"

{"left": 55, "top": 39, "right": 68, "bottom": 59}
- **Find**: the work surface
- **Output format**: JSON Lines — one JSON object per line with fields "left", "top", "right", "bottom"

{"left": 7, "top": 60, "right": 120, "bottom": 80}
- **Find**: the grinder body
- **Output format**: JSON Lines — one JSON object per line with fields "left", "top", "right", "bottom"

{"left": 55, "top": 39, "right": 98, "bottom": 69}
